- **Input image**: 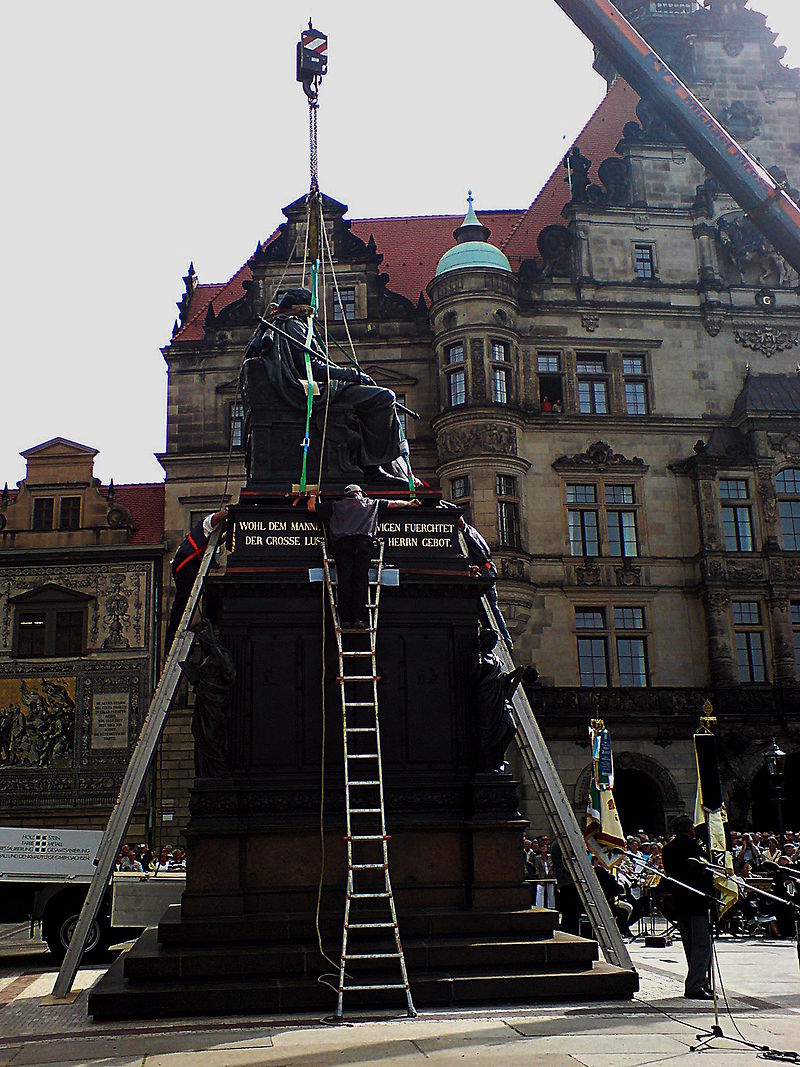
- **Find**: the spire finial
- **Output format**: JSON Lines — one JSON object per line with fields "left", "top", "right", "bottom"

{"left": 467, "top": 189, "right": 473, "bottom": 209}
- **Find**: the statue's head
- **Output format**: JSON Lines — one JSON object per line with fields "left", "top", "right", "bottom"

{"left": 279, "top": 287, "right": 313, "bottom": 317}
{"left": 479, "top": 628, "right": 498, "bottom": 653}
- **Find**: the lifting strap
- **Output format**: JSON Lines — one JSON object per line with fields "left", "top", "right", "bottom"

{"left": 299, "top": 259, "right": 319, "bottom": 493}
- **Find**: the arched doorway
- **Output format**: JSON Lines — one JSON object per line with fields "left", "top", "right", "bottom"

{"left": 613, "top": 768, "right": 666, "bottom": 837}
{"left": 750, "top": 751, "right": 800, "bottom": 832}
{"left": 573, "top": 753, "right": 680, "bottom": 837}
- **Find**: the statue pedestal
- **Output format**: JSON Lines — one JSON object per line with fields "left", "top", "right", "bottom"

{"left": 88, "top": 503, "right": 638, "bottom": 1018}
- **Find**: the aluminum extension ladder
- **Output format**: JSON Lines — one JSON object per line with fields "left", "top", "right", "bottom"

{"left": 481, "top": 596, "right": 635, "bottom": 974}
{"left": 51, "top": 525, "right": 224, "bottom": 1001}
{"left": 321, "top": 540, "right": 416, "bottom": 1019}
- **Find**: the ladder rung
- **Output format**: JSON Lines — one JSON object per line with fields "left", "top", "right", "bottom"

{"left": 342, "top": 651, "right": 373, "bottom": 657}
{"left": 347, "top": 753, "right": 378, "bottom": 760}
{"left": 345, "top": 727, "right": 377, "bottom": 733}
{"left": 350, "top": 808, "right": 382, "bottom": 813}
{"left": 351, "top": 863, "right": 386, "bottom": 870}
{"left": 348, "top": 781, "right": 381, "bottom": 786}
{"left": 350, "top": 891, "right": 391, "bottom": 898}
{"left": 348, "top": 834, "right": 387, "bottom": 840}
{"left": 343, "top": 983, "right": 407, "bottom": 992}
{"left": 338, "top": 675, "right": 380, "bottom": 682}
{"left": 344, "top": 702, "right": 375, "bottom": 707}
{"left": 345, "top": 952, "right": 401, "bottom": 960}
{"left": 348, "top": 922, "right": 396, "bottom": 929}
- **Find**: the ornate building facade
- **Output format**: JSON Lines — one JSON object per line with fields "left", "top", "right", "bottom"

{"left": 33, "top": 0, "right": 796, "bottom": 838}
{"left": 0, "top": 439, "right": 164, "bottom": 838}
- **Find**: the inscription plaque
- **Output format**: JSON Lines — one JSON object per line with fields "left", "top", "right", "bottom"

{"left": 91, "top": 692, "right": 130, "bottom": 750}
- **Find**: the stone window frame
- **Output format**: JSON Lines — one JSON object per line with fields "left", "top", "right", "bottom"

{"left": 444, "top": 342, "right": 466, "bottom": 409}
{"left": 564, "top": 476, "right": 646, "bottom": 559}
{"left": 11, "top": 585, "right": 92, "bottom": 659}
{"left": 573, "top": 601, "right": 651, "bottom": 688}
{"left": 229, "top": 400, "right": 244, "bottom": 449}
{"left": 489, "top": 338, "right": 513, "bottom": 406}
{"left": 536, "top": 350, "right": 564, "bottom": 411}
{"left": 775, "top": 467, "right": 800, "bottom": 552}
{"left": 719, "top": 476, "right": 757, "bottom": 553}
{"left": 621, "top": 353, "right": 651, "bottom": 416}
{"left": 496, "top": 472, "right": 521, "bottom": 549}
{"left": 332, "top": 285, "right": 356, "bottom": 322}
{"left": 449, "top": 475, "right": 471, "bottom": 521}
{"left": 576, "top": 352, "right": 610, "bottom": 415}
{"left": 731, "top": 598, "right": 769, "bottom": 683}
{"left": 59, "top": 496, "right": 81, "bottom": 531}
{"left": 632, "top": 242, "right": 658, "bottom": 281}
{"left": 32, "top": 497, "right": 54, "bottom": 531}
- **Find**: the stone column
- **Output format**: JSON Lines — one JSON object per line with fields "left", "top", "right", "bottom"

{"left": 704, "top": 589, "right": 738, "bottom": 686}
{"left": 768, "top": 592, "right": 797, "bottom": 685}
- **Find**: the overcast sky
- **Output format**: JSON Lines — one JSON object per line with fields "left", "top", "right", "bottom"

{"left": 3, "top": 1, "right": 799, "bottom": 488}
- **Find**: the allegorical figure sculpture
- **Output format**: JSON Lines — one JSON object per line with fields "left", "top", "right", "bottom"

{"left": 469, "top": 629, "right": 525, "bottom": 774}
{"left": 181, "top": 622, "right": 236, "bottom": 779}
{"left": 241, "top": 288, "right": 405, "bottom": 483}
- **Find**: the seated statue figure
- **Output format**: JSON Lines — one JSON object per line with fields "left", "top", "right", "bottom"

{"left": 241, "top": 287, "right": 405, "bottom": 487}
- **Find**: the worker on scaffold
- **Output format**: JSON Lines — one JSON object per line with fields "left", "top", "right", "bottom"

{"left": 308, "top": 484, "right": 420, "bottom": 630}
{"left": 243, "top": 288, "right": 409, "bottom": 485}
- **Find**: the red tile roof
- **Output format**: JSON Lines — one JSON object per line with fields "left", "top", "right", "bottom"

{"left": 169, "top": 80, "right": 640, "bottom": 337}
{"left": 105, "top": 484, "right": 165, "bottom": 545}
{"left": 349, "top": 210, "right": 524, "bottom": 306}
{"left": 501, "top": 78, "right": 640, "bottom": 267}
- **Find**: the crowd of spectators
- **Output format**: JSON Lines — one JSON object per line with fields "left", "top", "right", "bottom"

{"left": 523, "top": 826, "right": 799, "bottom": 940}
{"left": 115, "top": 843, "right": 187, "bottom": 873}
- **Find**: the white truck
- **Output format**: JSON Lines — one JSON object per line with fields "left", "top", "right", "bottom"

{"left": 0, "top": 826, "right": 185, "bottom": 960}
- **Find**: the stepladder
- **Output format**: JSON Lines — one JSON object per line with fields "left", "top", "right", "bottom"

{"left": 321, "top": 538, "right": 416, "bottom": 1019}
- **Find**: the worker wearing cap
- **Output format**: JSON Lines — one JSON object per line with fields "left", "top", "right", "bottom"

{"left": 308, "top": 485, "right": 419, "bottom": 629}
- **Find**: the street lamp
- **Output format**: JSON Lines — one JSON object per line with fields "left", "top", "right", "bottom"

{"left": 762, "top": 738, "right": 786, "bottom": 848}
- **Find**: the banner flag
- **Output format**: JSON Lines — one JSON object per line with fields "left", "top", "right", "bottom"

{"left": 694, "top": 707, "right": 738, "bottom": 918}
{"left": 585, "top": 720, "right": 627, "bottom": 870}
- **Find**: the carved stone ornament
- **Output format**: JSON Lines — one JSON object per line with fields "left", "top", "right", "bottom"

{"left": 615, "top": 563, "right": 642, "bottom": 587}
{"left": 576, "top": 559, "right": 602, "bottom": 586}
{"left": 717, "top": 100, "right": 762, "bottom": 142}
{"left": 633, "top": 214, "right": 650, "bottom": 232}
{"left": 768, "top": 432, "right": 800, "bottom": 459}
{"left": 702, "top": 556, "right": 727, "bottom": 581}
{"left": 758, "top": 472, "right": 778, "bottom": 526}
{"left": 581, "top": 314, "right": 600, "bottom": 333}
{"left": 706, "top": 589, "right": 730, "bottom": 611}
{"left": 554, "top": 440, "right": 645, "bottom": 472}
{"left": 501, "top": 557, "right": 527, "bottom": 582}
{"left": 726, "top": 560, "right": 764, "bottom": 582}
{"left": 734, "top": 324, "right": 799, "bottom": 358}
{"left": 437, "top": 424, "right": 517, "bottom": 462}
{"left": 702, "top": 309, "right": 724, "bottom": 337}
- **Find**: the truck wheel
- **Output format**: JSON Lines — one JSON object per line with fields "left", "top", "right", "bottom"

{"left": 43, "top": 907, "right": 109, "bottom": 963}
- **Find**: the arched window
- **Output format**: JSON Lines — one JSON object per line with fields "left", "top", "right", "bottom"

{"left": 776, "top": 468, "right": 800, "bottom": 550}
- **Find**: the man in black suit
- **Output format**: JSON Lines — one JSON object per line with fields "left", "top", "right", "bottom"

{"left": 662, "top": 814, "right": 715, "bottom": 1000}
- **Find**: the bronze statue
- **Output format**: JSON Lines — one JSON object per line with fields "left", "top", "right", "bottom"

{"left": 241, "top": 288, "right": 406, "bottom": 484}
{"left": 469, "top": 629, "right": 524, "bottom": 773}
{"left": 181, "top": 622, "right": 236, "bottom": 779}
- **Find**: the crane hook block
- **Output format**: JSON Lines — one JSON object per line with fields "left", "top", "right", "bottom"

{"left": 297, "top": 25, "right": 328, "bottom": 84}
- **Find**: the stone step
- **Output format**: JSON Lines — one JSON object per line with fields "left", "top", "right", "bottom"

{"left": 122, "top": 927, "right": 598, "bottom": 983}
{"left": 89, "top": 952, "right": 637, "bottom": 1021}
{"left": 157, "top": 905, "right": 558, "bottom": 946}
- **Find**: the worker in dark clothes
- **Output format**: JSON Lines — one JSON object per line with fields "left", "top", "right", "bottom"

{"left": 164, "top": 508, "right": 228, "bottom": 651}
{"left": 551, "top": 839, "right": 581, "bottom": 935}
{"left": 308, "top": 485, "right": 419, "bottom": 629}
{"left": 441, "top": 504, "right": 514, "bottom": 650}
{"left": 662, "top": 815, "right": 715, "bottom": 1000}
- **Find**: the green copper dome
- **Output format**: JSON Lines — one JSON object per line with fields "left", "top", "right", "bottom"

{"left": 435, "top": 240, "right": 512, "bottom": 277}
{"left": 435, "top": 190, "right": 512, "bottom": 277}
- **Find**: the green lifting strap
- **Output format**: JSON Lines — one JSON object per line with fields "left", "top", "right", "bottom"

{"left": 299, "top": 261, "right": 319, "bottom": 493}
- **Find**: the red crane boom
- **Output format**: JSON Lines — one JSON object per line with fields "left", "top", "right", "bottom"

{"left": 553, "top": 0, "right": 800, "bottom": 275}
